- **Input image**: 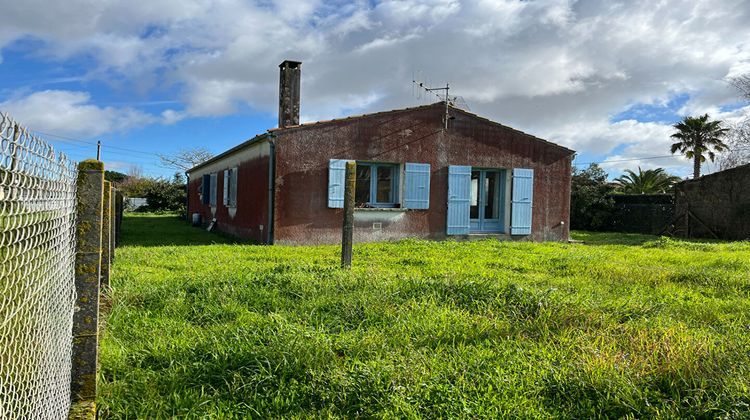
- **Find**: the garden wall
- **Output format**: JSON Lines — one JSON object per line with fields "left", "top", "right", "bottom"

{"left": 674, "top": 163, "right": 750, "bottom": 240}
{"left": 609, "top": 194, "right": 674, "bottom": 235}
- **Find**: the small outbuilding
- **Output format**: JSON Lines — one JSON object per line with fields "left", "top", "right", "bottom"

{"left": 186, "top": 61, "right": 575, "bottom": 245}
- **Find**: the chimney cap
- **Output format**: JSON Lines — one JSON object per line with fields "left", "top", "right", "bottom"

{"left": 279, "top": 60, "right": 302, "bottom": 68}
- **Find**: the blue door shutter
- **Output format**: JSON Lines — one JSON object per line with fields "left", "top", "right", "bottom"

{"left": 328, "top": 159, "right": 349, "bottom": 208}
{"left": 403, "top": 163, "right": 430, "bottom": 209}
{"left": 447, "top": 165, "right": 471, "bottom": 235}
{"left": 511, "top": 168, "right": 534, "bottom": 235}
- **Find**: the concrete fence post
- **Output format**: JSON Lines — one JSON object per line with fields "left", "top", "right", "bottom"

{"left": 70, "top": 159, "right": 104, "bottom": 417}
{"left": 101, "top": 181, "right": 112, "bottom": 289}
{"left": 115, "top": 190, "right": 123, "bottom": 247}
{"left": 341, "top": 161, "right": 356, "bottom": 268}
{"left": 110, "top": 185, "right": 116, "bottom": 261}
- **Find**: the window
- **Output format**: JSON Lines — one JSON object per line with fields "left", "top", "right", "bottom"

{"left": 355, "top": 162, "right": 399, "bottom": 207}
{"left": 223, "top": 167, "right": 238, "bottom": 207}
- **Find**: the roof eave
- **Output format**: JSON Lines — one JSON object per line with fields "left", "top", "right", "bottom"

{"left": 186, "top": 132, "right": 270, "bottom": 174}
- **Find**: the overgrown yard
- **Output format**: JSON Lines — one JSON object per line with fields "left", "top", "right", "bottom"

{"left": 99, "top": 214, "right": 750, "bottom": 418}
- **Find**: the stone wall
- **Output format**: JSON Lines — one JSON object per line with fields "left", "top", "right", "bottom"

{"left": 674, "top": 163, "right": 750, "bottom": 240}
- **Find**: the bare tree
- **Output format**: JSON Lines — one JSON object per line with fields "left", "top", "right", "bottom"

{"left": 720, "top": 75, "right": 750, "bottom": 170}
{"left": 718, "top": 119, "right": 750, "bottom": 170}
{"left": 127, "top": 164, "right": 144, "bottom": 179}
{"left": 730, "top": 75, "right": 750, "bottom": 99}
{"left": 158, "top": 147, "right": 214, "bottom": 171}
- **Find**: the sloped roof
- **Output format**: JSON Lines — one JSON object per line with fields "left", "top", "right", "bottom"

{"left": 188, "top": 101, "right": 574, "bottom": 173}
{"left": 267, "top": 102, "right": 441, "bottom": 133}
{"left": 269, "top": 101, "right": 574, "bottom": 154}
{"left": 187, "top": 132, "right": 268, "bottom": 173}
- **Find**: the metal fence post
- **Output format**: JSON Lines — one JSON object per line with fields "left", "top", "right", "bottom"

{"left": 341, "top": 161, "right": 356, "bottom": 268}
{"left": 70, "top": 159, "right": 104, "bottom": 417}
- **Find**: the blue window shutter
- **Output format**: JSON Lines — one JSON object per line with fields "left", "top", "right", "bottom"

{"left": 202, "top": 174, "right": 210, "bottom": 204}
{"left": 328, "top": 159, "right": 348, "bottom": 208}
{"left": 229, "top": 168, "right": 238, "bottom": 206}
{"left": 403, "top": 163, "right": 430, "bottom": 209}
{"left": 223, "top": 169, "right": 229, "bottom": 206}
{"left": 511, "top": 168, "right": 534, "bottom": 235}
{"left": 210, "top": 173, "right": 218, "bottom": 206}
{"left": 447, "top": 165, "right": 471, "bottom": 235}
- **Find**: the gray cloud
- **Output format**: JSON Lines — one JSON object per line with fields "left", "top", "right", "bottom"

{"left": 0, "top": 0, "right": 749, "bottom": 176}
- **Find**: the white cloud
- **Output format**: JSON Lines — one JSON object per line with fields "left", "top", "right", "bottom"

{"left": 0, "top": 90, "right": 156, "bottom": 137}
{"left": 0, "top": 0, "right": 748, "bottom": 175}
{"left": 574, "top": 104, "right": 750, "bottom": 178}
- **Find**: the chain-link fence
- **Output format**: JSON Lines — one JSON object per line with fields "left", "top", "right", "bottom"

{"left": 0, "top": 114, "right": 78, "bottom": 419}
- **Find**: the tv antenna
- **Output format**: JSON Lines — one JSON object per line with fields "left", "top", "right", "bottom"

{"left": 412, "top": 74, "right": 469, "bottom": 130}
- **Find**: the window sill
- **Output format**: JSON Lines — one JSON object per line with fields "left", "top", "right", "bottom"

{"left": 355, "top": 207, "right": 408, "bottom": 212}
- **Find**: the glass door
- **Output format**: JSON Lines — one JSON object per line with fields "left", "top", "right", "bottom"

{"left": 469, "top": 169, "right": 506, "bottom": 233}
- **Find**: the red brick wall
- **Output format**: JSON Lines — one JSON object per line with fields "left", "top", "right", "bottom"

{"left": 187, "top": 146, "right": 271, "bottom": 243}
{"left": 272, "top": 104, "right": 572, "bottom": 244}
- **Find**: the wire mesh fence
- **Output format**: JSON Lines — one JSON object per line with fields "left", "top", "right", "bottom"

{"left": 0, "top": 114, "right": 78, "bottom": 419}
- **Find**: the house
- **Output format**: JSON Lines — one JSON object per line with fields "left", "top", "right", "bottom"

{"left": 186, "top": 61, "right": 575, "bottom": 245}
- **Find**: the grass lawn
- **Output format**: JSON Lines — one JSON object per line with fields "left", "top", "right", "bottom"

{"left": 99, "top": 213, "right": 750, "bottom": 418}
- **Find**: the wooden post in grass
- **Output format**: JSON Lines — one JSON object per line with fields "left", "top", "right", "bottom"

{"left": 341, "top": 161, "right": 356, "bottom": 268}
{"left": 70, "top": 159, "right": 104, "bottom": 418}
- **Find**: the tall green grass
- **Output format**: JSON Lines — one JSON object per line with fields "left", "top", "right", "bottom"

{"left": 99, "top": 214, "right": 750, "bottom": 418}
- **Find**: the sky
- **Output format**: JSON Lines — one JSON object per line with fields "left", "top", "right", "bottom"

{"left": 0, "top": 0, "right": 749, "bottom": 179}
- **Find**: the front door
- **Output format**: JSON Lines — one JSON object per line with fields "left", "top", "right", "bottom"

{"left": 470, "top": 169, "right": 506, "bottom": 233}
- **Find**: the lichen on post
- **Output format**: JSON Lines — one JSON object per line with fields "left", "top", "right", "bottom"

{"left": 70, "top": 159, "right": 104, "bottom": 418}
{"left": 101, "top": 181, "right": 111, "bottom": 288}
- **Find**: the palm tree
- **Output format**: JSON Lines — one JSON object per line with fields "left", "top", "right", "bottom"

{"left": 670, "top": 114, "right": 729, "bottom": 178}
{"left": 614, "top": 167, "right": 682, "bottom": 194}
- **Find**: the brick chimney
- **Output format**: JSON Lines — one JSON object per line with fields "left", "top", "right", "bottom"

{"left": 278, "top": 60, "right": 301, "bottom": 128}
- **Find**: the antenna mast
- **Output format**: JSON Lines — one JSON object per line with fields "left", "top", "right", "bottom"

{"left": 412, "top": 79, "right": 451, "bottom": 130}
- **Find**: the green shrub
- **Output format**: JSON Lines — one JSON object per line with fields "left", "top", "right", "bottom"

{"left": 571, "top": 164, "right": 615, "bottom": 230}
{"left": 140, "top": 173, "right": 186, "bottom": 214}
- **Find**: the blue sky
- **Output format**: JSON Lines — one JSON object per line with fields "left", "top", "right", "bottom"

{"left": 0, "top": 0, "right": 748, "bottom": 178}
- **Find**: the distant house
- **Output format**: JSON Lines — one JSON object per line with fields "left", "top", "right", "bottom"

{"left": 186, "top": 61, "right": 575, "bottom": 245}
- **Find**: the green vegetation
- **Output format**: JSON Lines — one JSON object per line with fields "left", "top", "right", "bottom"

{"left": 570, "top": 163, "right": 615, "bottom": 230}
{"left": 99, "top": 214, "right": 750, "bottom": 418}
{"left": 140, "top": 173, "right": 187, "bottom": 214}
{"left": 105, "top": 170, "right": 129, "bottom": 184}
{"left": 670, "top": 113, "right": 729, "bottom": 179}
{"left": 613, "top": 167, "right": 681, "bottom": 194}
